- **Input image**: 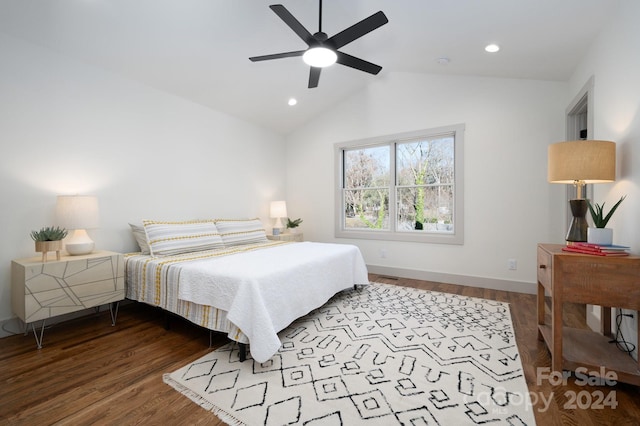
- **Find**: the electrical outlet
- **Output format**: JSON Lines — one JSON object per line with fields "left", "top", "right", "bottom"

{"left": 508, "top": 259, "right": 517, "bottom": 270}
{"left": 380, "top": 249, "right": 387, "bottom": 259}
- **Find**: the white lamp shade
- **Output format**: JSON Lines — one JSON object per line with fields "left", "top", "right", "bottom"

{"left": 270, "top": 201, "right": 288, "bottom": 218}
{"left": 56, "top": 195, "right": 100, "bottom": 230}
{"left": 56, "top": 195, "right": 99, "bottom": 255}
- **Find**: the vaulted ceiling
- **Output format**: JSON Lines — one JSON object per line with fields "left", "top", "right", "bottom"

{"left": 0, "top": 0, "right": 619, "bottom": 134}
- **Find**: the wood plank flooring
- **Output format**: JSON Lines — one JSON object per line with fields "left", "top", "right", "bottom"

{"left": 1, "top": 274, "right": 639, "bottom": 425}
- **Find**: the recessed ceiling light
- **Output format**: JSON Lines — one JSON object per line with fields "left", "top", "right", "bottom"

{"left": 436, "top": 57, "right": 450, "bottom": 65}
{"left": 485, "top": 44, "right": 500, "bottom": 53}
{"left": 288, "top": 98, "right": 297, "bottom": 106}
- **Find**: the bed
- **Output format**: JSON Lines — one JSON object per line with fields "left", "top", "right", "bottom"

{"left": 125, "top": 219, "right": 369, "bottom": 362}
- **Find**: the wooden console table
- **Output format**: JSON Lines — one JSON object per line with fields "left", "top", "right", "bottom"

{"left": 537, "top": 243, "right": 640, "bottom": 385}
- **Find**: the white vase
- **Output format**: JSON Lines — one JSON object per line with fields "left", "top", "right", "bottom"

{"left": 587, "top": 227, "right": 613, "bottom": 246}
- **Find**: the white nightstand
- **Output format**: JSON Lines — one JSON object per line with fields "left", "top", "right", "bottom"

{"left": 267, "top": 232, "right": 303, "bottom": 242}
{"left": 11, "top": 250, "right": 125, "bottom": 348}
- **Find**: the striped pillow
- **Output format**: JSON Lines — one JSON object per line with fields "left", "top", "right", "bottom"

{"left": 143, "top": 220, "right": 224, "bottom": 256}
{"left": 214, "top": 218, "right": 268, "bottom": 247}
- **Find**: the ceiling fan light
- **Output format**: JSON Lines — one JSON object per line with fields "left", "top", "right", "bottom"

{"left": 303, "top": 47, "right": 337, "bottom": 67}
{"left": 485, "top": 43, "right": 500, "bottom": 53}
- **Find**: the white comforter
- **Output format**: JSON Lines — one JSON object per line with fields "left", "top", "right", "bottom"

{"left": 177, "top": 242, "right": 369, "bottom": 362}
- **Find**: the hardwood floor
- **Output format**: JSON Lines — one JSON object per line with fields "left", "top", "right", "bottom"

{"left": 1, "top": 274, "right": 639, "bottom": 425}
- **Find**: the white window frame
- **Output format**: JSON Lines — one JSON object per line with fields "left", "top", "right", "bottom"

{"left": 335, "top": 124, "right": 464, "bottom": 244}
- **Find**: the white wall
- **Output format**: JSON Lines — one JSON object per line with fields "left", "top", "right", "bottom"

{"left": 568, "top": 0, "right": 640, "bottom": 359}
{"left": 0, "top": 34, "right": 286, "bottom": 326}
{"left": 570, "top": 0, "right": 640, "bottom": 250}
{"left": 286, "top": 71, "right": 568, "bottom": 293}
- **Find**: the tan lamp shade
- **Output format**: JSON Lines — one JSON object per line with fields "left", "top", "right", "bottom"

{"left": 548, "top": 140, "right": 616, "bottom": 184}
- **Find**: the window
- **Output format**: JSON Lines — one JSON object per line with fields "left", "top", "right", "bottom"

{"left": 335, "top": 124, "right": 464, "bottom": 244}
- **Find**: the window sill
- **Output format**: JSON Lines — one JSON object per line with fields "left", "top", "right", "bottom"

{"left": 335, "top": 229, "right": 463, "bottom": 245}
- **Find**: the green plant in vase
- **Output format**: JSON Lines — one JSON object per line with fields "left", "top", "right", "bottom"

{"left": 31, "top": 226, "right": 68, "bottom": 262}
{"left": 30, "top": 226, "right": 68, "bottom": 242}
{"left": 586, "top": 195, "right": 625, "bottom": 245}
{"left": 286, "top": 218, "right": 303, "bottom": 233}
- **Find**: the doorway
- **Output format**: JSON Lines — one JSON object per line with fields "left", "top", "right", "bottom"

{"left": 566, "top": 76, "right": 602, "bottom": 332}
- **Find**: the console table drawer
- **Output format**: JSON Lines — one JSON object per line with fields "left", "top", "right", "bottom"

{"left": 555, "top": 255, "right": 640, "bottom": 308}
{"left": 537, "top": 246, "right": 553, "bottom": 290}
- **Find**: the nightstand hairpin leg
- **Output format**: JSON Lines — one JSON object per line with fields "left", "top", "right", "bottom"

{"left": 109, "top": 301, "right": 120, "bottom": 326}
{"left": 31, "top": 320, "right": 46, "bottom": 349}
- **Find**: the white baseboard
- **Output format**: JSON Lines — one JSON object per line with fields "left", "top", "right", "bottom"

{"left": 367, "top": 264, "right": 537, "bottom": 295}
{"left": 0, "top": 316, "right": 26, "bottom": 339}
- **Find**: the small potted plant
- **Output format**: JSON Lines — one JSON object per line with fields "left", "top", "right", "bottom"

{"left": 31, "top": 226, "right": 68, "bottom": 262}
{"left": 286, "top": 218, "right": 303, "bottom": 233}
{"left": 586, "top": 195, "right": 626, "bottom": 245}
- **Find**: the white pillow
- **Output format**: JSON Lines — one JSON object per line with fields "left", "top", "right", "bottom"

{"left": 129, "top": 223, "right": 150, "bottom": 254}
{"left": 143, "top": 220, "right": 224, "bottom": 256}
{"left": 214, "top": 218, "right": 268, "bottom": 247}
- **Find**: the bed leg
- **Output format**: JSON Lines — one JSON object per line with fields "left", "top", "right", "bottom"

{"left": 238, "top": 343, "right": 247, "bottom": 362}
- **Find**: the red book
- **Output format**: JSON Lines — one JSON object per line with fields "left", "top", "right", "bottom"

{"left": 568, "top": 244, "right": 602, "bottom": 252}
{"left": 562, "top": 246, "right": 630, "bottom": 256}
{"left": 572, "top": 242, "right": 630, "bottom": 251}
{"left": 569, "top": 242, "right": 631, "bottom": 253}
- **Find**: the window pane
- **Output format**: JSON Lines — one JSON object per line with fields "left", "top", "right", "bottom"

{"left": 397, "top": 185, "right": 454, "bottom": 232}
{"left": 343, "top": 188, "right": 389, "bottom": 230}
{"left": 336, "top": 123, "right": 463, "bottom": 244}
{"left": 397, "top": 137, "right": 454, "bottom": 186}
{"left": 344, "top": 146, "right": 390, "bottom": 188}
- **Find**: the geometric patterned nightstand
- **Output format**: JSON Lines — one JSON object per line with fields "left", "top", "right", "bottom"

{"left": 11, "top": 250, "right": 124, "bottom": 348}
{"left": 267, "top": 232, "right": 303, "bottom": 242}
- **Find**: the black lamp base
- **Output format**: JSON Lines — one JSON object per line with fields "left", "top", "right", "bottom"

{"left": 566, "top": 199, "right": 588, "bottom": 242}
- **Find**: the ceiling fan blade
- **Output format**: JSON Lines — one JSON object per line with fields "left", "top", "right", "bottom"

{"left": 249, "top": 50, "right": 306, "bottom": 62}
{"left": 336, "top": 51, "right": 382, "bottom": 75}
{"left": 270, "top": 4, "right": 314, "bottom": 45}
{"left": 308, "top": 67, "right": 321, "bottom": 88}
{"left": 327, "top": 11, "right": 388, "bottom": 49}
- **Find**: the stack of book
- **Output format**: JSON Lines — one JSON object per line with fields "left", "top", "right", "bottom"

{"left": 562, "top": 242, "right": 631, "bottom": 256}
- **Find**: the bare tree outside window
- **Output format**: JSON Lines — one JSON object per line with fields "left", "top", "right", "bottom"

{"left": 343, "top": 146, "right": 390, "bottom": 230}
{"left": 336, "top": 124, "right": 464, "bottom": 244}
{"left": 396, "top": 137, "right": 454, "bottom": 232}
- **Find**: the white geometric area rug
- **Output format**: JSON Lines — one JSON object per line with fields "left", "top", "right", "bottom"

{"left": 164, "top": 282, "right": 536, "bottom": 425}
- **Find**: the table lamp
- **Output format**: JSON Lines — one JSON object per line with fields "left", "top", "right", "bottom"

{"left": 548, "top": 140, "right": 615, "bottom": 242}
{"left": 270, "top": 200, "right": 287, "bottom": 235}
{"left": 56, "top": 195, "right": 100, "bottom": 255}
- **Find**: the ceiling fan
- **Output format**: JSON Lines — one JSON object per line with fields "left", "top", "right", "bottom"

{"left": 249, "top": 1, "right": 388, "bottom": 88}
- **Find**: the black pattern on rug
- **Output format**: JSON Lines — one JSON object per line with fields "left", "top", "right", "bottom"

{"left": 165, "top": 282, "right": 535, "bottom": 425}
